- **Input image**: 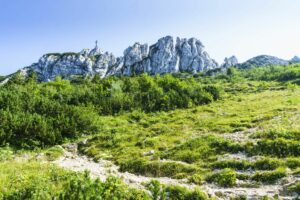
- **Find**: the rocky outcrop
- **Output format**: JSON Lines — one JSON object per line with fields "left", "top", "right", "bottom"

{"left": 221, "top": 56, "right": 238, "bottom": 68}
{"left": 238, "top": 55, "right": 289, "bottom": 68}
{"left": 103, "top": 36, "right": 218, "bottom": 76}
{"left": 148, "top": 36, "right": 179, "bottom": 74}
{"left": 93, "top": 52, "right": 119, "bottom": 77}
{"left": 29, "top": 54, "right": 91, "bottom": 81}
{"left": 25, "top": 36, "right": 219, "bottom": 81}
{"left": 177, "top": 37, "right": 218, "bottom": 72}
{"left": 122, "top": 42, "right": 149, "bottom": 76}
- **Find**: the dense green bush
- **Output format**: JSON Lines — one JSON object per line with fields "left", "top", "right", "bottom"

{"left": 206, "top": 168, "right": 237, "bottom": 187}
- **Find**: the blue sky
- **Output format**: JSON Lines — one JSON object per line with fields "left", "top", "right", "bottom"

{"left": 0, "top": 0, "right": 299, "bottom": 75}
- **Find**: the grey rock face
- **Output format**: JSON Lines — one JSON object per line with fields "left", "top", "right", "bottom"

{"left": 148, "top": 36, "right": 179, "bottom": 74}
{"left": 177, "top": 37, "right": 218, "bottom": 72}
{"left": 26, "top": 36, "right": 219, "bottom": 81}
{"left": 94, "top": 52, "right": 118, "bottom": 78}
{"left": 123, "top": 42, "right": 149, "bottom": 76}
{"left": 124, "top": 43, "right": 148, "bottom": 67}
{"left": 221, "top": 56, "right": 238, "bottom": 68}
{"left": 122, "top": 36, "right": 218, "bottom": 75}
{"left": 290, "top": 56, "right": 300, "bottom": 63}
{"left": 238, "top": 55, "right": 289, "bottom": 68}
{"left": 29, "top": 52, "right": 119, "bottom": 81}
{"left": 31, "top": 54, "right": 94, "bottom": 81}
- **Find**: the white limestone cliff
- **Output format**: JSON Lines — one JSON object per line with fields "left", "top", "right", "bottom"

{"left": 24, "top": 36, "right": 220, "bottom": 81}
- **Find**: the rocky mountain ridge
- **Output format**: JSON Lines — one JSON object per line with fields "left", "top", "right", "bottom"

{"left": 24, "top": 36, "right": 220, "bottom": 81}
{"left": 8, "top": 36, "right": 300, "bottom": 81}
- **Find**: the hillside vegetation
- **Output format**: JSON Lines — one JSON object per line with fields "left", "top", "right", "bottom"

{"left": 0, "top": 73, "right": 220, "bottom": 148}
{"left": 0, "top": 64, "right": 299, "bottom": 199}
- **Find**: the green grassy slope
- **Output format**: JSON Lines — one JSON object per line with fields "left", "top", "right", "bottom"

{"left": 79, "top": 81, "right": 300, "bottom": 181}
{"left": 0, "top": 64, "right": 299, "bottom": 199}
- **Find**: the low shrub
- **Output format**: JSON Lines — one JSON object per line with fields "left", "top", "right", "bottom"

{"left": 288, "top": 181, "right": 300, "bottom": 194}
{"left": 211, "top": 160, "right": 251, "bottom": 170}
{"left": 253, "top": 158, "right": 283, "bottom": 170}
{"left": 188, "top": 174, "right": 205, "bottom": 185}
{"left": 206, "top": 168, "right": 237, "bottom": 187}
{"left": 45, "top": 145, "right": 64, "bottom": 161}
{"left": 166, "top": 185, "right": 209, "bottom": 200}
{"left": 119, "top": 159, "right": 197, "bottom": 178}
{"left": 1, "top": 164, "right": 150, "bottom": 200}
{"left": 251, "top": 167, "right": 286, "bottom": 183}
{"left": 236, "top": 173, "right": 250, "bottom": 181}
{"left": 292, "top": 168, "right": 300, "bottom": 175}
{"left": 247, "top": 138, "right": 300, "bottom": 157}
{"left": 0, "top": 146, "right": 13, "bottom": 161}
{"left": 252, "top": 130, "right": 300, "bottom": 140}
{"left": 163, "top": 136, "right": 243, "bottom": 164}
{"left": 58, "top": 173, "right": 149, "bottom": 200}
{"left": 146, "top": 180, "right": 209, "bottom": 200}
{"left": 286, "top": 157, "right": 300, "bottom": 169}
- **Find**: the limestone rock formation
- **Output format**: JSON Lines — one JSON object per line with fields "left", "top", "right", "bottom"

{"left": 29, "top": 53, "right": 94, "bottom": 81}
{"left": 177, "top": 37, "right": 218, "bottom": 72}
{"left": 24, "top": 36, "right": 219, "bottom": 81}
{"left": 120, "top": 36, "right": 218, "bottom": 76}
{"left": 122, "top": 42, "right": 149, "bottom": 76}
{"left": 148, "top": 36, "right": 179, "bottom": 74}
